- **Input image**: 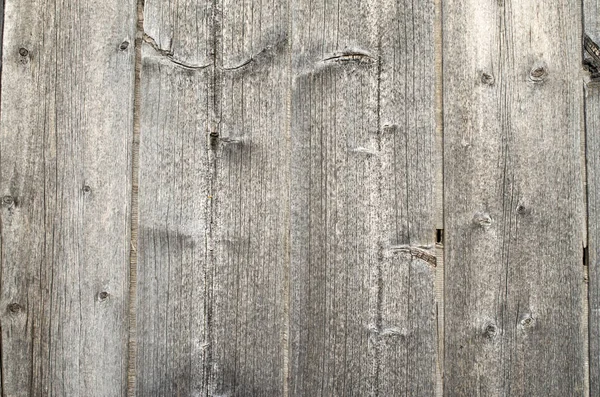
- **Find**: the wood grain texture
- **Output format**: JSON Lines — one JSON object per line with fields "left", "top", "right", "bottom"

{"left": 585, "top": 1, "right": 600, "bottom": 393}
{"left": 210, "top": 0, "right": 289, "bottom": 394}
{"left": 289, "top": 0, "right": 437, "bottom": 395}
{"left": 588, "top": 83, "right": 600, "bottom": 397}
{"left": 135, "top": 16, "right": 213, "bottom": 395}
{"left": 0, "top": 0, "right": 136, "bottom": 395}
{"left": 443, "top": 1, "right": 586, "bottom": 395}
{"left": 136, "top": 0, "right": 289, "bottom": 394}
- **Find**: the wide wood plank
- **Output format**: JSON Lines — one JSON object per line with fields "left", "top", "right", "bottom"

{"left": 0, "top": 0, "right": 136, "bottom": 395}
{"left": 289, "top": 0, "right": 437, "bottom": 395}
{"left": 443, "top": 1, "right": 586, "bottom": 395}
{"left": 136, "top": 0, "right": 289, "bottom": 394}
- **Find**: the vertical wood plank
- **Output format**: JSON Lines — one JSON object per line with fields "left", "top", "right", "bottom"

{"left": 136, "top": 56, "right": 213, "bottom": 395}
{"left": 588, "top": 81, "right": 600, "bottom": 397}
{"left": 210, "top": 0, "right": 289, "bottom": 394}
{"left": 137, "top": 0, "right": 290, "bottom": 394}
{"left": 443, "top": 0, "right": 586, "bottom": 395}
{"left": 135, "top": 0, "right": 213, "bottom": 393}
{"left": 289, "top": 0, "right": 437, "bottom": 395}
{"left": 584, "top": 1, "right": 600, "bottom": 393}
{"left": 0, "top": 0, "right": 136, "bottom": 395}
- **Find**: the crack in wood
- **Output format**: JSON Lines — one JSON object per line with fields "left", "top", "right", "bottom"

{"left": 388, "top": 245, "right": 437, "bottom": 267}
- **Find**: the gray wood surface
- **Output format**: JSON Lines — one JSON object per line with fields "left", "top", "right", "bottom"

{"left": 443, "top": 1, "right": 586, "bottom": 396}
{"left": 585, "top": 1, "right": 600, "bottom": 393}
{"left": 289, "top": 0, "right": 437, "bottom": 395}
{"left": 210, "top": 0, "right": 289, "bottom": 395}
{"left": 136, "top": 0, "right": 289, "bottom": 395}
{"left": 0, "top": 0, "right": 136, "bottom": 395}
{"left": 588, "top": 85, "right": 600, "bottom": 397}
{"left": 0, "top": 0, "right": 596, "bottom": 395}
{"left": 135, "top": 1, "right": 213, "bottom": 392}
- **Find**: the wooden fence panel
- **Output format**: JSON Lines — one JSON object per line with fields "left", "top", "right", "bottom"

{"left": 0, "top": 0, "right": 136, "bottom": 395}
{"left": 288, "top": 0, "right": 437, "bottom": 395}
{"left": 443, "top": 0, "right": 586, "bottom": 395}
{"left": 0, "top": 0, "right": 596, "bottom": 395}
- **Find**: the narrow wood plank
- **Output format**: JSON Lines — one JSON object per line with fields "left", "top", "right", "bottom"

{"left": 289, "top": 0, "right": 437, "bottom": 395}
{"left": 136, "top": 0, "right": 290, "bottom": 394}
{"left": 443, "top": 1, "right": 586, "bottom": 395}
{"left": 584, "top": 1, "right": 600, "bottom": 393}
{"left": 209, "top": 0, "right": 290, "bottom": 394}
{"left": 135, "top": 5, "right": 213, "bottom": 390}
{"left": 588, "top": 83, "right": 600, "bottom": 397}
{"left": 0, "top": 1, "right": 136, "bottom": 395}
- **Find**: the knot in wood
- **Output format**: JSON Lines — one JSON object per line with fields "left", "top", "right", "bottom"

{"left": 473, "top": 212, "right": 492, "bottom": 228}
{"left": 529, "top": 66, "right": 548, "bottom": 82}
{"left": 520, "top": 315, "right": 535, "bottom": 329}
{"left": 481, "top": 72, "right": 494, "bottom": 85}
{"left": 483, "top": 323, "right": 498, "bottom": 339}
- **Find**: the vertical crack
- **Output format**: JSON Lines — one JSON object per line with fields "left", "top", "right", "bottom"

{"left": 204, "top": 0, "right": 222, "bottom": 393}
{"left": 126, "top": 0, "right": 144, "bottom": 395}
{"left": 434, "top": 0, "right": 444, "bottom": 391}
{"left": 282, "top": 1, "right": 293, "bottom": 396}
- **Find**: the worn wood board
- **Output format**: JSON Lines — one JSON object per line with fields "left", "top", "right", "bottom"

{"left": 0, "top": 0, "right": 136, "bottom": 395}
{"left": 443, "top": 1, "right": 586, "bottom": 395}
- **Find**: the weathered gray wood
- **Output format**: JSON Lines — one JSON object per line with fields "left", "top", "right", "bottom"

{"left": 0, "top": 0, "right": 136, "bottom": 395}
{"left": 588, "top": 85, "right": 600, "bottom": 397}
{"left": 135, "top": 3, "right": 212, "bottom": 391}
{"left": 585, "top": 2, "right": 600, "bottom": 393}
{"left": 289, "top": 0, "right": 437, "bottom": 395}
{"left": 136, "top": 0, "right": 289, "bottom": 395}
{"left": 443, "top": 1, "right": 586, "bottom": 395}
{"left": 210, "top": 0, "right": 289, "bottom": 394}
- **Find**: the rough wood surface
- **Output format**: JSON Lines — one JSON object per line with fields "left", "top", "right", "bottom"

{"left": 289, "top": 0, "right": 437, "bottom": 395}
{"left": 588, "top": 82, "right": 600, "bottom": 397}
{"left": 136, "top": 0, "right": 289, "bottom": 395}
{"left": 135, "top": 2, "right": 213, "bottom": 391}
{"left": 585, "top": 1, "right": 600, "bottom": 393}
{"left": 210, "top": 0, "right": 289, "bottom": 394}
{"left": 1, "top": 0, "right": 596, "bottom": 395}
{"left": 0, "top": 0, "right": 136, "bottom": 395}
{"left": 443, "top": 1, "right": 586, "bottom": 395}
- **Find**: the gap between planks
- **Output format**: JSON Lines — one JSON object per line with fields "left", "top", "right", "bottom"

{"left": 126, "top": 0, "right": 144, "bottom": 395}
{"left": 434, "top": 0, "right": 444, "bottom": 393}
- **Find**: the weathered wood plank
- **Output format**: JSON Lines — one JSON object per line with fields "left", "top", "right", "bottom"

{"left": 135, "top": 53, "right": 213, "bottom": 395}
{"left": 584, "top": 1, "right": 600, "bottom": 393}
{"left": 135, "top": 0, "right": 213, "bottom": 389}
{"left": 289, "top": 0, "right": 437, "bottom": 395}
{"left": 443, "top": 1, "right": 586, "bottom": 395}
{"left": 0, "top": 0, "right": 136, "bottom": 395}
{"left": 209, "top": 0, "right": 289, "bottom": 394}
{"left": 136, "top": 0, "right": 289, "bottom": 394}
{"left": 588, "top": 84, "right": 600, "bottom": 397}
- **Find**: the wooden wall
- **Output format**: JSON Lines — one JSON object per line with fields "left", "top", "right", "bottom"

{"left": 0, "top": 0, "right": 596, "bottom": 395}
